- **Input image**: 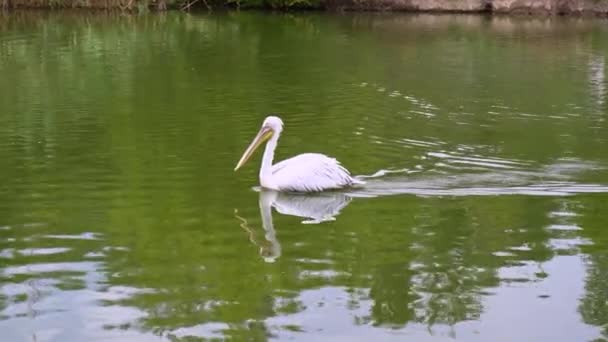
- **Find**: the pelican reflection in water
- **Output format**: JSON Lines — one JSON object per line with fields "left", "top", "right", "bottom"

{"left": 234, "top": 116, "right": 363, "bottom": 192}
{"left": 235, "top": 190, "right": 352, "bottom": 262}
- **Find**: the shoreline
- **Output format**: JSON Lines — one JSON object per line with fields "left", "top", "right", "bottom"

{"left": 1, "top": 0, "right": 608, "bottom": 16}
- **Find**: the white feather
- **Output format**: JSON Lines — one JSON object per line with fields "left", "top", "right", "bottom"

{"left": 270, "top": 153, "right": 358, "bottom": 192}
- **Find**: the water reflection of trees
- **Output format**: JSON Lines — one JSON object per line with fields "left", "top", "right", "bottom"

{"left": 385, "top": 197, "right": 554, "bottom": 328}
{"left": 578, "top": 195, "right": 608, "bottom": 340}
{"left": 103, "top": 193, "right": 566, "bottom": 340}
{"left": 581, "top": 253, "right": 608, "bottom": 339}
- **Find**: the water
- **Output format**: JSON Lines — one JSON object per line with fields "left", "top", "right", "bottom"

{"left": 1, "top": 11, "right": 608, "bottom": 341}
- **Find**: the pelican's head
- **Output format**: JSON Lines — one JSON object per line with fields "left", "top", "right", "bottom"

{"left": 234, "top": 115, "right": 284, "bottom": 171}
{"left": 262, "top": 116, "right": 284, "bottom": 132}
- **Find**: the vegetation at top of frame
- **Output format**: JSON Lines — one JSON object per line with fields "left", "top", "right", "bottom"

{"left": 4, "top": 0, "right": 608, "bottom": 12}
{"left": 0, "top": 0, "right": 325, "bottom": 11}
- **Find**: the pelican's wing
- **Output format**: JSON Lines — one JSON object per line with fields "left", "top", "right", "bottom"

{"left": 271, "top": 153, "right": 355, "bottom": 192}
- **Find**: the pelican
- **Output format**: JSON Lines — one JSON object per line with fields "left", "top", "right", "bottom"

{"left": 234, "top": 116, "right": 362, "bottom": 192}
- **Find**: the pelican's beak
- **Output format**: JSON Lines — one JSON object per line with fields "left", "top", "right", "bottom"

{"left": 234, "top": 126, "right": 273, "bottom": 171}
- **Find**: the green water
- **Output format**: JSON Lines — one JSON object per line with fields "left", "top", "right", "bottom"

{"left": 1, "top": 11, "right": 608, "bottom": 341}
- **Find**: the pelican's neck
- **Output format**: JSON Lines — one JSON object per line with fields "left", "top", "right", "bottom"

{"left": 260, "top": 129, "right": 280, "bottom": 181}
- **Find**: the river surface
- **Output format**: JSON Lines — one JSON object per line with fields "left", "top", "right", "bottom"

{"left": 1, "top": 11, "right": 608, "bottom": 341}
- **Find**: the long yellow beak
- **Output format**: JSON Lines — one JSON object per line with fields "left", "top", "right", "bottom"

{"left": 234, "top": 127, "right": 273, "bottom": 171}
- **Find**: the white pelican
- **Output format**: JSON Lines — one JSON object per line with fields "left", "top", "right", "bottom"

{"left": 234, "top": 116, "right": 362, "bottom": 192}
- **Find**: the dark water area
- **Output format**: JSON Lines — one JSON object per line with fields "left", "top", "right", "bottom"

{"left": 1, "top": 11, "right": 608, "bottom": 341}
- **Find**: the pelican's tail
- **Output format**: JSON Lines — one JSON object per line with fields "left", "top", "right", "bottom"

{"left": 351, "top": 177, "right": 367, "bottom": 187}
